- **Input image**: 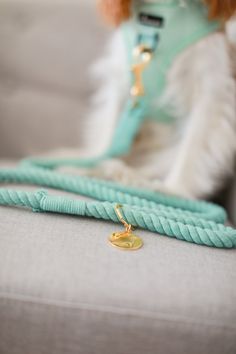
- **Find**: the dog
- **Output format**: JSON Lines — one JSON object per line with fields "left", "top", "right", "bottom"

{"left": 57, "top": 0, "right": 236, "bottom": 200}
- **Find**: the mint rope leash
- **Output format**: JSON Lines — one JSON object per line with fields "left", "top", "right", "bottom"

{"left": 0, "top": 167, "right": 235, "bottom": 249}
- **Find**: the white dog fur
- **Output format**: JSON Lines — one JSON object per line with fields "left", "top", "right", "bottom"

{"left": 58, "top": 1, "right": 236, "bottom": 200}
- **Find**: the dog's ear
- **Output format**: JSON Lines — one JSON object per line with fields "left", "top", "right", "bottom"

{"left": 205, "top": 0, "right": 236, "bottom": 21}
{"left": 97, "top": 0, "right": 132, "bottom": 26}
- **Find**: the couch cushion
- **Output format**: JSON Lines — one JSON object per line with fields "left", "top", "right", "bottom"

{"left": 0, "top": 164, "right": 236, "bottom": 354}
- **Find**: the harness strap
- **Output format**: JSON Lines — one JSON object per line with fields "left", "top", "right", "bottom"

{"left": 104, "top": 0, "right": 220, "bottom": 158}
{"left": 105, "top": 99, "right": 148, "bottom": 157}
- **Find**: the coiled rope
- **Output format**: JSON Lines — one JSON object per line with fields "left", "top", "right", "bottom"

{"left": 0, "top": 166, "right": 235, "bottom": 249}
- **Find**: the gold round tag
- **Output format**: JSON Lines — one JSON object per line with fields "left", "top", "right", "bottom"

{"left": 109, "top": 232, "right": 143, "bottom": 251}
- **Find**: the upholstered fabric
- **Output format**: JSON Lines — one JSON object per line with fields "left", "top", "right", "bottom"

{"left": 0, "top": 177, "right": 236, "bottom": 354}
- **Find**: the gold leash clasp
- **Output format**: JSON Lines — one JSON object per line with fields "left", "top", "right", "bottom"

{"left": 108, "top": 204, "right": 143, "bottom": 250}
{"left": 130, "top": 45, "right": 153, "bottom": 99}
{"left": 114, "top": 204, "right": 133, "bottom": 236}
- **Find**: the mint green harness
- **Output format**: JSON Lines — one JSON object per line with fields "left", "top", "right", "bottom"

{"left": 107, "top": 0, "right": 220, "bottom": 157}
{"left": 1, "top": 1, "right": 234, "bottom": 249}
{"left": 125, "top": 0, "right": 219, "bottom": 105}
{"left": 20, "top": 0, "right": 220, "bottom": 164}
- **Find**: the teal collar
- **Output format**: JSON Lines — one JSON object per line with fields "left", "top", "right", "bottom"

{"left": 105, "top": 0, "right": 220, "bottom": 158}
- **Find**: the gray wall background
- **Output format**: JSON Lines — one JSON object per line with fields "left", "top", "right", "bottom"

{"left": 0, "top": 0, "right": 108, "bottom": 158}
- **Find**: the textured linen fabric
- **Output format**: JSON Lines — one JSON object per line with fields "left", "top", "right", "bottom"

{"left": 0, "top": 176, "right": 236, "bottom": 354}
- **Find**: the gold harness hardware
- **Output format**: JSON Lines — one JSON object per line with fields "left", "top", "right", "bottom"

{"left": 108, "top": 204, "right": 143, "bottom": 250}
{"left": 130, "top": 45, "right": 153, "bottom": 99}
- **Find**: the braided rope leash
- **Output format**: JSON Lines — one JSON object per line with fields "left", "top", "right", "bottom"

{"left": 0, "top": 167, "right": 236, "bottom": 249}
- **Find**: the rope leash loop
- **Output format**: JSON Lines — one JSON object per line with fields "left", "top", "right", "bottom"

{"left": 0, "top": 167, "right": 235, "bottom": 249}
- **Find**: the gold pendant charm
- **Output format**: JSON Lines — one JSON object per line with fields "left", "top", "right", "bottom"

{"left": 109, "top": 204, "right": 143, "bottom": 251}
{"left": 109, "top": 231, "right": 143, "bottom": 251}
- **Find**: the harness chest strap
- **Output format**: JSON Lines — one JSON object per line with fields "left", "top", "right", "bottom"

{"left": 106, "top": 0, "right": 220, "bottom": 158}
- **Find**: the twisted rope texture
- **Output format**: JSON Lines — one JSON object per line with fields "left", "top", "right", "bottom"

{"left": 0, "top": 167, "right": 235, "bottom": 249}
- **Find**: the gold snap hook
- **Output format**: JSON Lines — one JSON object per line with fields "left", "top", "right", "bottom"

{"left": 108, "top": 204, "right": 143, "bottom": 250}
{"left": 114, "top": 204, "right": 132, "bottom": 232}
{"left": 130, "top": 45, "right": 153, "bottom": 99}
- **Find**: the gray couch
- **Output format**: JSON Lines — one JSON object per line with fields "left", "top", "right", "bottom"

{"left": 0, "top": 1, "right": 236, "bottom": 354}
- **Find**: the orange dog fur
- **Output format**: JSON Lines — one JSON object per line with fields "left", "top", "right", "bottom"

{"left": 97, "top": 0, "right": 236, "bottom": 26}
